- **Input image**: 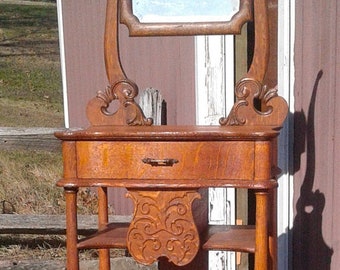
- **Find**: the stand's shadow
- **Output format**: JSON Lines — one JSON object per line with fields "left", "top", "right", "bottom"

{"left": 291, "top": 70, "right": 333, "bottom": 269}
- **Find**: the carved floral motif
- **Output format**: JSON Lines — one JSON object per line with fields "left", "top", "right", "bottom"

{"left": 126, "top": 190, "right": 201, "bottom": 266}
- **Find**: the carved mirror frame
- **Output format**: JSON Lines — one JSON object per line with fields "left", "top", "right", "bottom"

{"left": 86, "top": 0, "right": 288, "bottom": 127}
{"left": 120, "top": 0, "right": 253, "bottom": 36}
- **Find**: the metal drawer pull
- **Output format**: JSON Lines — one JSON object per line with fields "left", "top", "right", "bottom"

{"left": 142, "top": 158, "right": 179, "bottom": 167}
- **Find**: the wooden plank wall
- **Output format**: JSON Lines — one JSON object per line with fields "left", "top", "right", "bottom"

{"left": 61, "top": 1, "right": 195, "bottom": 128}
{"left": 293, "top": 0, "right": 340, "bottom": 268}
{"left": 61, "top": 0, "right": 107, "bottom": 128}
{"left": 60, "top": 1, "right": 195, "bottom": 215}
{"left": 119, "top": 26, "right": 195, "bottom": 126}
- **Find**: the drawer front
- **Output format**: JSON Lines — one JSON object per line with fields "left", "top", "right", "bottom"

{"left": 76, "top": 141, "right": 255, "bottom": 180}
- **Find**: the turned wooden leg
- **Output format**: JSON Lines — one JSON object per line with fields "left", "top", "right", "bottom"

{"left": 98, "top": 187, "right": 110, "bottom": 270}
{"left": 65, "top": 187, "right": 79, "bottom": 270}
{"left": 268, "top": 188, "right": 277, "bottom": 270}
{"left": 255, "top": 190, "right": 269, "bottom": 270}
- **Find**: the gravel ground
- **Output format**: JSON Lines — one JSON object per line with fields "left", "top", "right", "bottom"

{"left": 0, "top": 258, "right": 158, "bottom": 270}
{"left": 0, "top": 0, "right": 56, "bottom": 6}
{"left": 0, "top": 260, "right": 65, "bottom": 270}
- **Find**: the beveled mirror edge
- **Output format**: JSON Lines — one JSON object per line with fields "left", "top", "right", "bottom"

{"left": 120, "top": 0, "right": 253, "bottom": 36}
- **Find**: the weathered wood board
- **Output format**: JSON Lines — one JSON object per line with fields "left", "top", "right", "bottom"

{"left": 0, "top": 214, "right": 131, "bottom": 235}
{"left": 0, "top": 127, "right": 62, "bottom": 151}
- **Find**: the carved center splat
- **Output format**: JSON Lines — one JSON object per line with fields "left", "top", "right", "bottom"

{"left": 126, "top": 190, "right": 201, "bottom": 266}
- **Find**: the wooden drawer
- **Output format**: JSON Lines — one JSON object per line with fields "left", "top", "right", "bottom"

{"left": 76, "top": 141, "right": 255, "bottom": 180}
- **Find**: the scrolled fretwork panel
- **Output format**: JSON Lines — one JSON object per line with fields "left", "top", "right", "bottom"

{"left": 126, "top": 190, "right": 201, "bottom": 266}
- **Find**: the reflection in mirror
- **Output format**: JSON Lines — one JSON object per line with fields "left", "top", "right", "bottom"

{"left": 132, "top": 0, "right": 240, "bottom": 23}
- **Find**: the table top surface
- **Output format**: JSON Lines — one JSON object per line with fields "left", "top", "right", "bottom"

{"left": 55, "top": 125, "right": 281, "bottom": 141}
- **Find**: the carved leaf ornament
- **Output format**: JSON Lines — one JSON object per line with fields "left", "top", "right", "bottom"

{"left": 220, "top": 78, "right": 288, "bottom": 126}
{"left": 86, "top": 79, "right": 153, "bottom": 126}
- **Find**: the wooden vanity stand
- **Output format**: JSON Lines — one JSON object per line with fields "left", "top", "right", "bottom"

{"left": 55, "top": 0, "right": 288, "bottom": 269}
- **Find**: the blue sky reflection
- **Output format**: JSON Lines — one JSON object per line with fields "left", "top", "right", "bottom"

{"left": 133, "top": 0, "right": 240, "bottom": 23}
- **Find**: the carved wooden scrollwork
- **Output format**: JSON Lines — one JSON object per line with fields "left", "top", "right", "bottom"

{"left": 86, "top": 79, "right": 153, "bottom": 126}
{"left": 126, "top": 190, "right": 201, "bottom": 266}
{"left": 220, "top": 78, "right": 288, "bottom": 126}
{"left": 85, "top": 0, "right": 152, "bottom": 127}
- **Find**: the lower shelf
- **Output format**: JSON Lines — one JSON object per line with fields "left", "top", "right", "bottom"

{"left": 77, "top": 223, "right": 129, "bottom": 250}
{"left": 202, "top": 225, "right": 255, "bottom": 253}
{"left": 77, "top": 223, "right": 255, "bottom": 254}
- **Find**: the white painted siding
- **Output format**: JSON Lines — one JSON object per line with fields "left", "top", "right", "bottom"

{"left": 195, "top": 35, "right": 236, "bottom": 270}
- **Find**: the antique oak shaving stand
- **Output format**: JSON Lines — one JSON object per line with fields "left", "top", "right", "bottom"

{"left": 55, "top": 0, "right": 288, "bottom": 269}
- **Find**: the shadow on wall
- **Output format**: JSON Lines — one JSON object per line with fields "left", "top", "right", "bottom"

{"left": 290, "top": 70, "right": 333, "bottom": 269}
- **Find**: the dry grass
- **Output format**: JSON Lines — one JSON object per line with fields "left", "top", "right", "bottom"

{"left": 0, "top": 231, "right": 126, "bottom": 263}
{"left": 0, "top": 149, "right": 64, "bottom": 214}
{"left": 0, "top": 2, "right": 63, "bottom": 127}
{"left": 0, "top": 148, "right": 115, "bottom": 262}
{"left": 0, "top": 2, "right": 126, "bottom": 264}
{"left": 0, "top": 234, "right": 125, "bottom": 262}
{"left": 0, "top": 3, "right": 66, "bottom": 214}
{"left": 0, "top": 148, "right": 101, "bottom": 215}
{"left": 0, "top": 235, "right": 67, "bottom": 261}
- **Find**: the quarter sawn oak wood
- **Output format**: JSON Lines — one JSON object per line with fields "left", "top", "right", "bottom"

{"left": 56, "top": 0, "right": 288, "bottom": 269}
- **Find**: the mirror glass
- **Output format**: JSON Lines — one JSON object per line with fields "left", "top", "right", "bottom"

{"left": 132, "top": 0, "right": 240, "bottom": 23}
